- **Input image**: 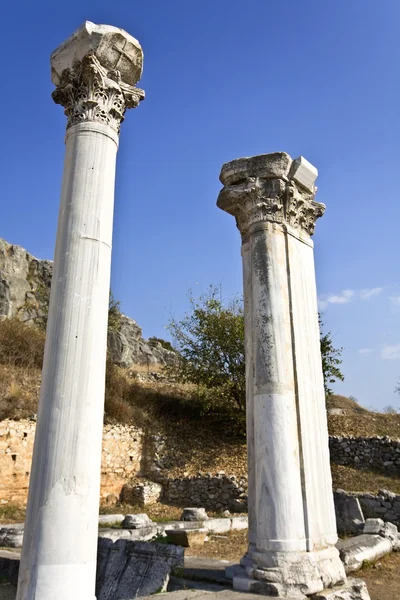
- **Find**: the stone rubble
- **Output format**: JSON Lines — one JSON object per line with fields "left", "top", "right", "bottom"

{"left": 122, "top": 513, "right": 154, "bottom": 529}
{"left": 181, "top": 507, "right": 209, "bottom": 521}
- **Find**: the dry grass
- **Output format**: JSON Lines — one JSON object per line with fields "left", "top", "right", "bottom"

{"left": 0, "top": 319, "right": 44, "bottom": 369}
{"left": 327, "top": 394, "right": 369, "bottom": 414}
{"left": 0, "top": 365, "right": 41, "bottom": 421}
{"left": 331, "top": 464, "right": 400, "bottom": 494}
{"left": 0, "top": 503, "right": 26, "bottom": 523}
{"left": 328, "top": 413, "right": 400, "bottom": 439}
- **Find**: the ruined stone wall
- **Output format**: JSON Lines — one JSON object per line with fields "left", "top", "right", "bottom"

{"left": 337, "top": 489, "right": 400, "bottom": 527}
{"left": 163, "top": 473, "right": 248, "bottom": 512}
{"left": 329, "top": 436, "right": 400, "bottom": 473}
{"left": 3, "top": 423, "right": 400, "bottom": 508}
{"left": 0, "top": 419, "right": 145, "bottom": 505}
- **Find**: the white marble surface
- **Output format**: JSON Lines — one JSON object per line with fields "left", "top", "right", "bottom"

{"left": 217, "top": 152, "right": 354, "bottom": 596}
{"left": 241, "top": 241, "right": 256, "bottom": 554}
{"left": 16, "top": 121, "right": 118, "bottom": 600}
{"left": 17, "top": 21, "right": 144, "bottom": 600}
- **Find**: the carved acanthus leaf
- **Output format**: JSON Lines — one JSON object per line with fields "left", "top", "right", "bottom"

{"left": 218, "top": 177, "right": 325, "bottom": 238}
{"left": 52, "top": 54, "right": 145, "bottom": 133}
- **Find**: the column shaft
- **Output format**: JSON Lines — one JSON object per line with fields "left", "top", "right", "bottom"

{"left": 217, "top": 153, "right": 349, "bottom": 596}
{"left": 287, "top": 232, "right": 338, "bottom": 549}
{"left": 241, "top": 240, "right": 257, "bottom": 556}
{"left": 17, "top": 123, "right": 118, "bottom": 600}
{"left": 250, "top": 225, "right": 306, "bottom": 555}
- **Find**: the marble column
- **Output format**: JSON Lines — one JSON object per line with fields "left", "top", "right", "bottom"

{"left": 16, "top": 22, "right": 144, "bottom": 600}
{"left": 217, "top": 153, "right": 366, "bottom": 598}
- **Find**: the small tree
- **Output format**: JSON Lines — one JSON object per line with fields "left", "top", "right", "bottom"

{"left": 167, "top": 287, "right": 344, "bottom": 414}
{"left": 167, "top": 286, "right": 245, "bottom": 412}
{"left": 319, "top": 314, "right": 344, "bottom": 396}
{"left": 108, "top": 290, "right": 122, "bottom": 332}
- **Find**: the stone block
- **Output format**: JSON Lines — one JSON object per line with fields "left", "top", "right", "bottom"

{"left": 165, "top": 528, "right": 207, "bottom": 548}
{"left": 98, "top": 526, "right": 157, "bottom": 542}
{"left": 311, "top": 577, "right": 370, "bottom": 599}
{"left": 363, "top": 518, "right": 398, "bottom": 544}
{"left": 219, "top": 152, "right": 292, "bottom": 186}
{"left": 98, "top": 514, "right": 124, "bottom": 525}
{"left": 337, "top": 534, "right": 392, "bottom": 572}
{"left": 122, "top": 513, "right": 153, "bottom": 529}
{"left": 203, "top": 518, "right": 231, "bottom": 534}
{"left": 0, "top": 527, "right": 24, "bottom": 548}
{"left": 334, "top": 491, "right": 364, "bottom": 534}
{"left": 230, "top": 516, "right": 249, "bottom": 531}
{"left": 180, "top": 507, "right": 208, "bottom": 521}
{"left": 95, "top": 538, "right": 184, "bottom": 599}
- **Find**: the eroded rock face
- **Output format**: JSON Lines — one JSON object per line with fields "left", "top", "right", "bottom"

{"left": 0, "top": 238, "right": 52, "bottom": 324}
{"left": 0, "top": 238, "right": 175, "bottom": 367}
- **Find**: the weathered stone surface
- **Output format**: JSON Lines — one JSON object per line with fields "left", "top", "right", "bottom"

{"left": 165, "top": 528, "right": 208, "bottom": 548}
{"left": 0, "top": 238, "right": 52, "bottom": 324}
{"left": 0, "top": 237, "right": 176, "bottom": 368}
{"left": 122, "top": 513, "right": 153, "bottom": 529}
{"left": 363, "top": 518, "right": 398, "bottom": 543}
{"left": 337, "top": 534, "right": 392, "bottom": 572}
{"left": 96, "top": 538, "right": 184, "bottom": 599}
{"left": 334, "top": 490, "right": 365, "bottom": 534}
{"left": 98, "top": 527, "right": 157, "bottom": 543}
{"left": 219, "top": 152, "right": 292, "bottom": 186}
{"left": 98, "top": 514, "right": 125, "bottom": 525}
{"left": 0, "top": 526, "right": 24, "bottom": 549}
{"left": 311, "top": 577, "right": 370, "bottom": 599}
{"left": 181, "top": 508, "right": 208, "bottom": 522}
{"left": 120, "top": 481, "right": 163, "bottom": 506}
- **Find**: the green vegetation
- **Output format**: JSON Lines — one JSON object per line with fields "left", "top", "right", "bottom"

{"left": 108, "top": 290, "right": 122, "bottom": 332}
{"left": 167, "top": 287, "right": 345, "bottom": 421}
{"left": 319, "top": 314, "right": 344, "bottom": 395}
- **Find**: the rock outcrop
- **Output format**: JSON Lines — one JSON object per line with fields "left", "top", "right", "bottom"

{"left": 0, "top": 238, "right": 176, "bottom": 367}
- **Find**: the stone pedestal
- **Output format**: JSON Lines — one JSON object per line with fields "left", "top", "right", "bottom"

{"left": 16, "top": 22, "right": 144, "bottom": 600}
{"left": 217, "top": 153, "right": 370, "bottom": 599}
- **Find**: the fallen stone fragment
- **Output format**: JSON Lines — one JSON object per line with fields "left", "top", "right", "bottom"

{"left": 121, "top": 513, "right": 153, "bottom": 529}
{"left": 98, "top": 514, "right": 125, "bottom": 525}
{"left": 310, "top": 577, "right": 370, "bottom": 599}
{"left": 337, "top": 534, "right": 392, "bottom": 572}
{"left": 363, "top": 518, "right": 398, "bottom": 544}
{"left": 96, "top": 538, "right": 184, "bottom": 599}
{"left": 165, "top": 528, "right": 208, "bottom": 548}
{"left": 98, "top": 526, "right": 157, "bottom": 542}
{"left": 0, "top": 527, "right": 24, "bottom": 549}
{"left": 334, "top": 490, "right": 365, "bottom": 535}
{"left": 181, "top": 507, "right": 208, "bottom": 521}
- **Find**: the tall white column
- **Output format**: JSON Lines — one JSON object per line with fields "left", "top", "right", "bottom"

{"left": 16, "top": 22, "right": 144, "bottom": 600}
{"left": 217, "top": 153, "right": 353, "bottom": 598}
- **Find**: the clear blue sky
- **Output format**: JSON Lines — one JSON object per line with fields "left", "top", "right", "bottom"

{"left": 1, "top": 0, "right": 399, "bottom": 410}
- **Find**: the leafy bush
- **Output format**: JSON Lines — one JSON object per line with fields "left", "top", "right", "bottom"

{"left": 167, "top": 287, "right": 345, "bottom": 418}
{"left": 167, "top": 286, "right": 245, "bottom": 413}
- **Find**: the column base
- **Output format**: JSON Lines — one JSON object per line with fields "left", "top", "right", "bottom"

{"left": 226, "top": 546, "right": 355, "bottom": 598}
{"left": 229, "top": 574, "right": 369, "bottom": 599}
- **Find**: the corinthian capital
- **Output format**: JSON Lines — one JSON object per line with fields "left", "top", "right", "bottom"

{"left": 217, "top": 152, "right": 325, "bottom": 239}
{"left": 51, "top": 21, "right": 145, "bottom": 133}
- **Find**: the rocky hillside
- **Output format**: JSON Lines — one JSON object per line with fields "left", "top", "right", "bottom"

{"left": 0, "top": 238, "right": 175, "bottom": 368}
